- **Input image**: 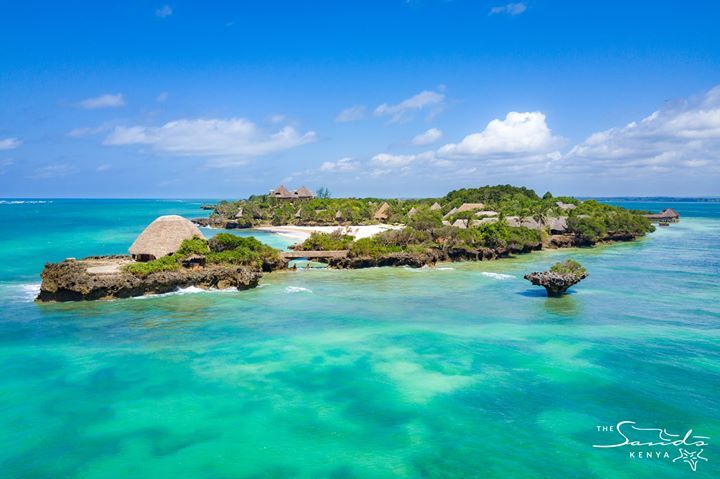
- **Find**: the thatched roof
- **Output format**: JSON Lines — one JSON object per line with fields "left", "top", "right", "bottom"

{"left": 474, "top": 210, "right": 498, "bottom": 217}
{"left": 505, "top": 216, "right": 543, "bottom": 230}
{"left": 271, "top": 184, "right": 292, "bottom": 198}
{"left": 129, "top": 215, "right": 205, "bottom": 260}
{"left": 452, "top": 219, "right": 468, "bottom": 229}
{"left": 546, "top": 217, "right": 568, "bottom": 233}
{"left": 335, "top": 210, "right": 344, "bottom": 220}
{"left": 660, "top": 208, "right": 679, "bottom": 218}
{"left": 374, "top": 202, "right": 390, "bottom": 221}
{"left": 456, "top": 203, "right": 485, "bottom": 213}
{"left": 407, "top": 207, "right": 418, "bottom": 217}
{"left": 443, "top": 207, "right": 458, "bottom": 218}
{"left": 430, "top": 202, "right": 442, "bottom": 211}
{"left": 556, "top": 201, "right": 577, "bottom": 210}
{"left": 234, "top": 207, "right": 244, "bottom": 218}
{"left": 295, "top": 186, "right": 315, "bottom": 198}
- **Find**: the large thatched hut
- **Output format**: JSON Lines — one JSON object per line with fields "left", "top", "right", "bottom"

{"left": 129, "top": 215, "right": 205, "bottom": 262}
{"left": 374, "top": 202, "right": 390, "bottom": 221}
{"left": 644, "top": 208, "right": 680, "bottom": 222}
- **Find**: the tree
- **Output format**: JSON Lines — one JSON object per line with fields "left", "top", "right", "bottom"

{"left": 316, "top": 186, "right": 331, "bottom": 199}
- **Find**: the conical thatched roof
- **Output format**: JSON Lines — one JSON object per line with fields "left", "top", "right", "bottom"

{"left": 407, "top": 207, "right": 418, "bottom": 217}
{"left": 430, "top": 202, "right": 442, "bottom": 211}
{"left": 456, "top": 203, "right": 485, "bottom": 213}
{"left": 271, "top": 184, "right": 292, "bottom": 198}
{"left": 374, "top": 202, "right": 390, "bottom": 221}
{"left": 295, "top": 186, "right": 315, "bottom": 198}
{"left": 129, "top": 215, "right": 205, "bottom": 260}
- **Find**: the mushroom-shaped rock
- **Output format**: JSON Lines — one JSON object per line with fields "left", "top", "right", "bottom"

{"left": 524, "top": 260, "right": 587, "bottom": 297}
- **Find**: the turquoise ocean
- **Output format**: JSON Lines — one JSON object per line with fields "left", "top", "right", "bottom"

{"left": 0, "top": 199, "right": 718, "bottom": 478}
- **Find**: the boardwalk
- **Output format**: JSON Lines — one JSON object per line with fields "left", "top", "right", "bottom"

{"left": 281, "top": 250, "right": 349, "bottom": 260}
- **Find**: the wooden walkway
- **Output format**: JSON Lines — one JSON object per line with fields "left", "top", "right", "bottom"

{"left": 281, "top": 250, "right": 348, "bottom": 260}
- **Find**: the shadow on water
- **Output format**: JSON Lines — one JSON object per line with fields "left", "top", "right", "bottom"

{"left": 516, "top": 289, "right": 581, "bottom": 317}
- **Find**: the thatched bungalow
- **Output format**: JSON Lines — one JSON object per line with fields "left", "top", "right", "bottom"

{"left": 430, "top": 202, "right": 442, "bottom": 211}
{"left": 556, "top": 201, "right": 577, "bottom": 211}
{"left": 129, "top": 215, "right": 205, "bottom": 262}
{"left": 452, "top": 219, "right": 468, "bottom": 229}
{"left": 546, "top": 217, "right": 568, "bottom": 234}
{"left": 407, "top": 207, "right": 418, "bottom": 217}
{"left": 270, "top": 184, "right": 315, "bottom": 200}
{"left": 644, "top": 208, "right": 680, "bottom": 222}
{"left": 474, "top": 210, "right": 498, "bottom": 217}
{"left": 505, "top": 216, "right": 543, "bottom": 230}
{"left": 374, "top": 202, "right": 390, "bottom": 221}
{"left": 456, "top": 203, "right": 485, "bottom": 213}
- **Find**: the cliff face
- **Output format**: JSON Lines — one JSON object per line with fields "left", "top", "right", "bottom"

{"left": 37, "top": 257, "right": 262, "bottom": 302}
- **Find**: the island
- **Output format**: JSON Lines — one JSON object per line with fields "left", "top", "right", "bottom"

{"left": 524, "top": 260, "right": 588, "bottom": 296}
{"left": 37, "top": 185, "right": 655, "bottom": 301}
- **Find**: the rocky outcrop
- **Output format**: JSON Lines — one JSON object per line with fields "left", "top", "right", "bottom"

{"left": 524, "top": 271, "right": 588, "bottom": 297}
{"left": 37, "top": 257, "right": 262, "bottom": 302}
{"left": 191, "top": 217, "right": 250, "bottom": 229}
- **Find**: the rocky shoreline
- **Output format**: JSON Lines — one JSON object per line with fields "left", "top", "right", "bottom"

{"left": 37, "top": 256, "right": 265, "bottom": 302}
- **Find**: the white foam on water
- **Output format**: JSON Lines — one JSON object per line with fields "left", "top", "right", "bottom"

{"left": 0, "top": 200, "right": 51, "bottom": 204}
{"left": 130, "top": 285, "right": 238, "bottom": 300}
{"left": 435, "top": 267, "right": 455, "bottom": 271}
{"left": 285, "top": 286, "right": 312, "bottom": 294}
{"left": 481, "top": 272, "right": 514, "bottom": 280}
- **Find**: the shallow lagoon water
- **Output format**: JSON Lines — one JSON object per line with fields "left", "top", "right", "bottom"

{"left": 0, "top": 199, "right": 719, "bottom": 478}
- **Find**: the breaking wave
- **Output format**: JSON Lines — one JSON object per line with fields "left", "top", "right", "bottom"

{"left": 481, "top": 272, "right": 514, "bottom": 280}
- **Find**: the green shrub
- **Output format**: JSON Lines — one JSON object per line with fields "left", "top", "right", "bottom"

{"left": 176, "top": 236, "right": 209, "bottom": 256}
{"left": 550, "top": 259, "right": 587, "bottom": 277}
{"left": 297, "top": 232, "right": 354, "bottom": 251}
{"left": 124, "top": 255, "right": 180, "bottom": 276}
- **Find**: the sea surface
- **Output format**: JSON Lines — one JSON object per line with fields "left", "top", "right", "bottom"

{"left": 0, "top": 199, "right": 718, "bottom": 478}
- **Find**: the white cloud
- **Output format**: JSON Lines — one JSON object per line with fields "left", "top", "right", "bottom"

{"left": 104, "top": 118, "right": 316, "bottom": 161}
{"left": 371, "top": 153, "right": 418, "bottom": 168}
{"left": 320, "top": 157, "right": 358, "bottom": 172}
{"left": 156, "top": 91, "right": 169, "bottom": 102}
{"left": 412, "top": 128, "right": 443, "bottom": 146}
{"left": 336, "top": 105, "right": 366, "bottom": 122}
{"left": 30, "top": 164, "right": 73, "bottom": 179}
{"left": 79, "top": 93, "right": 126, "bottom": 109}
{"left": 566, "top": 85, "right": 720, "bottom": 175}
{"left": 0, "top": 137, "right": 21, "bottom": 150}
{"left": 269, "top": 114, "right": 286, "bottom": 124}
{"left": 489, "top": 3, "right": 527, "bottom": 16}
{"left": 375, "top": 90, "right": 445, "bottom": 122}
{"left": 96, "top": 164, "right": 112, "bottom": 172}
{"left": 155, "top": 5, "right": 173, "bottom": 18}
{"left": 438, "top": 112, "right": 562, "bottom": 158}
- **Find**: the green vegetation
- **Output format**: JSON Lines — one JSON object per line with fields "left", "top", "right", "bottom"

{"left": 296, "top": 231, "right": 355, "bottom": 251}
{"left": 124, "top": 254, "right": 181, "bottom": 276}
{"left": 550, "top": 259, "right": 587, "bottom": 277}
{"left": 125, "top": 234, "right": 281, "bottom": 276}
{"left": 566, "top": 200, "right": 654, "bottom": 242}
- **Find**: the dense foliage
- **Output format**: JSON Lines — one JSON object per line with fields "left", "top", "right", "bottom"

{"left": 549, "top": 259, "right": 587, "bottom": 277}
{"left": 296, "top": 231, "right": 355, "bottom": 251}
{"left": 125, "top": 234, "right": 281, "bottom": 275}
{"left": 566, "top": 200, "right": 654, "bottom": 242}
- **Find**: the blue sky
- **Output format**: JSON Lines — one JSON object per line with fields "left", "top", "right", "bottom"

{"left": 1, "top": 0, "right": 719, "bottom": 198}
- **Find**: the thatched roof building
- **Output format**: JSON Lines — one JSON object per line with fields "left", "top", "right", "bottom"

{"left": 407, "top": 207, "right": 418, "bottom": 217}
{"left": 644, "top": 208, "right": 680, "bottom": 222}
{"left": 546, "top": 217, "right": 568, "bottom": 233}
{"left": 474, "top": 210, "right": 498, "bottom": 217}
{"left": 505, "top": 216, "right": 543, "bottom": 230}
{"left": 129, "top": 215, "right": 205, "bottom": 262}
{"left": 452, "top": 219, "right": 468, "bottom": 229}
{"left": 270, "top": 184, "right": 315, "bottom": 200}
{"left": 456, "top": 203, "right": 485, "bottom": 213}
{"left": 430, "top": 202, "right": 442, "bottom": 211}
{"left": 556, "top": 201, "right": 577, "bottom": 211}
{"left": 374, "top": 202, "right": 390, "bottom": 221}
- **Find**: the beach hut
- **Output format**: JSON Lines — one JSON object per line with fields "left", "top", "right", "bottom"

{"left": 294, "top": 186, "right": 315, "bottom": 199}
{"left": 644, "top": 208, "right": 680, "bottom": 223}
{"left": 407, "top": 207, "right": 418, "bottom": 217}
{"left": 430, "top": 202, "right": 442, "bottom": 211}
{"left": 129, "top": 215, "right": 205, "bottom": 262}
{"left": 452, "top": 219, "right": 468, "bottom": 229}
{"left": 474, "top": 210, "right": 498, "bottom": 217}
{"left": 270, "top": 184, "right": 293, "bottom": 199}
{"left": 546, "top": 217, "right": 568, "bottom": 234}
{"left": 374, "top": 202, "right": 390, "bottom": 221}
{"left": 456, "top": 203, "right": 485, "bottom": 213}
{"left": 556, "top": 201, "right": 577, "bottom": 211}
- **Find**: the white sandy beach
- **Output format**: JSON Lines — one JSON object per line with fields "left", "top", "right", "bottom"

{"left": 254, "top": 224, "right": 403, "bottom": 241}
